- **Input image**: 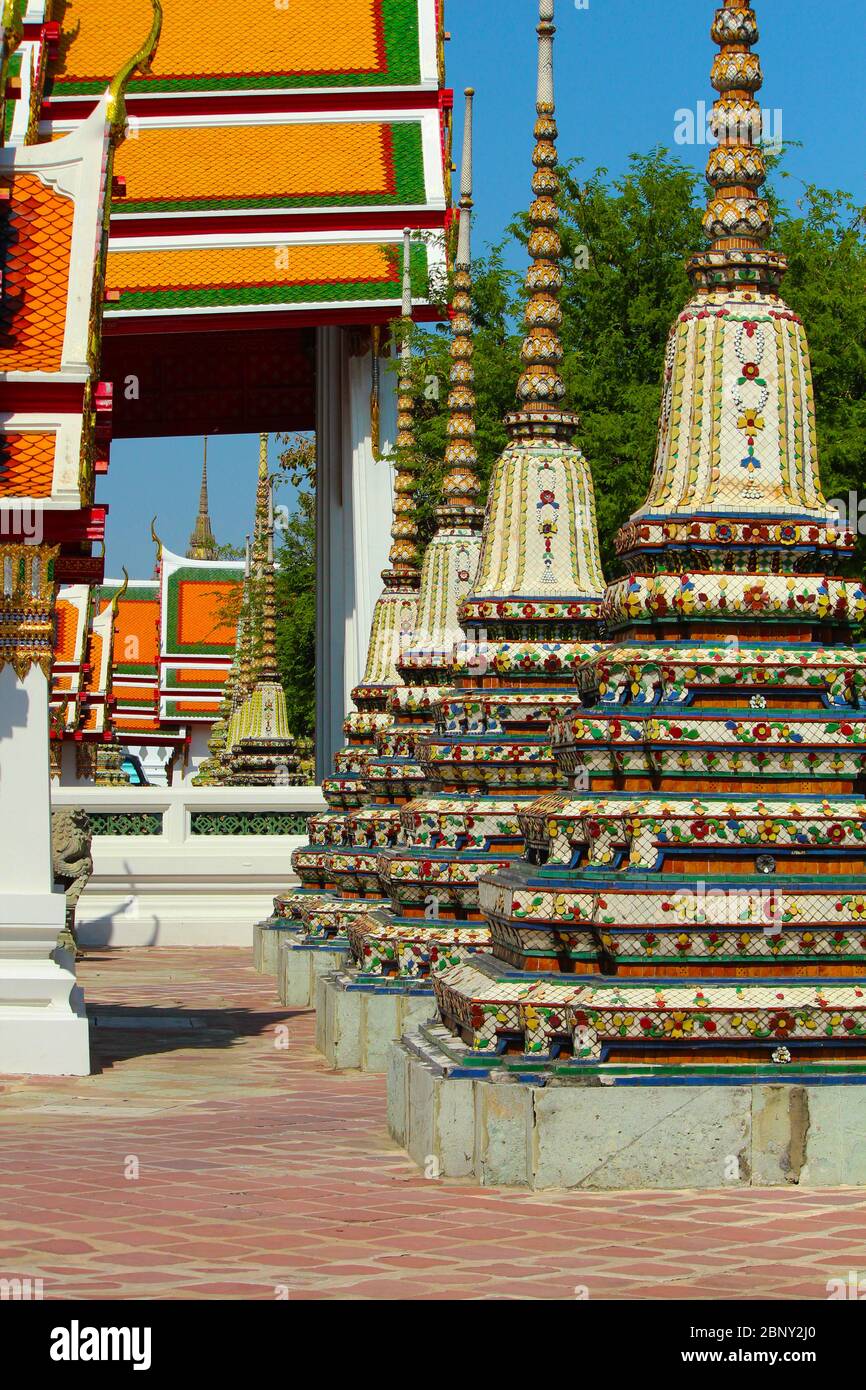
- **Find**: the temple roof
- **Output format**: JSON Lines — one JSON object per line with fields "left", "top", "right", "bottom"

{"left": 52, "top": 0, "right": 431, "bottom": 95}
{"left": 0, "top": 170, "right": 74, "bottom": 373}
{"left": 38, "top": 1, "right": 448, "bottom": 332}
{"left": 106, "top": 118, "right": 428, "bottom": 216}
{"left": 104, "top": 237, "right": 430, "bottom": 319}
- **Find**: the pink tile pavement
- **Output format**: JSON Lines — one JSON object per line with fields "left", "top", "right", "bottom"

{"left": 0, "top": 947, "right": 863, "bottom": 1300}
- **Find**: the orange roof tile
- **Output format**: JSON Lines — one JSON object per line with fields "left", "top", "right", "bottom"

{"left": 0, "top": 432, "right": 57, "bottom": 498}
{"left": 112, "top": 596, "right": 160, "bottom": 669}
{"left": 112, "top": 681, "right": 154, "bottom": 698}
{"left": 54, "top": 597, "right": 82, "bottom": 663}
{"left": 0, "top": 172, "right": 73, "bottom": 373}
{"left": 106, "top": 242, "right": 395, "bottom": 296}
{"left": 175, "top": 579, "right": 241, "bottom": 648}
{"left": 114, "top": 714, "right": 162, "bottom": 732}
{"left": 56, "top": 0, "right": 383, "bottom": 85}
{"left": 166, "top": 667, "right": 229, "bottom": 687}
{"left": 85, "top": 629, "right": 104, "bottom": 695}
{"left": 114, "top": 121, "right": 393, "bottom": 207}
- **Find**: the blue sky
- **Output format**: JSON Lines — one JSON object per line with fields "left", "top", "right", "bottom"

{"left": 102, "top": 0, "right": 865, "bottom": 577}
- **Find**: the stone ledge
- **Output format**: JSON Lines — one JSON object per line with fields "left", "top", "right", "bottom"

{"left": 253, "top": 919, "right": 301, "bottom": 974}
{"left": 389, "top": 1025, "right": 866, "bottom": 1189}
{"left": 315, "top": 971, "right": 436, "bottom": 1073}
{"left": 279, "top": 940, "right": 349, "bottom": 1009}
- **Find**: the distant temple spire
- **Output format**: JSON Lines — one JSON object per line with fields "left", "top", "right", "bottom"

{"left": 386, "top": 228, "right": 420, "bottom": 579}
{"left": 508, "top": 0, "right": 573, "bottom": 437}
{"left": 440, "top": 87, "right": 482, "bottom": 515}
{"left": 186, "top": 437, "right": 218, "bottom": 560}
{"left": 257, "top": 471, "right": 280, "bottom": 685}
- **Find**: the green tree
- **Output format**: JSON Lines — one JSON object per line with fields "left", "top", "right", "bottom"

{"left": 774, "top": 182, "right": 866, "bottom": 565}
{"left": 274, "top": 435, "right": 316, "bottom": 738}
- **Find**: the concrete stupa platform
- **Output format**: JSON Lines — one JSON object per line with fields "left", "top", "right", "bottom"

{"left": 279, "top": 938, "right": 350, "bottom": 1010}
{"left": 388, "top": 1020, "right": 866, "bottom": 1190}
{"left": 316, "top": 969, "right": 435, "bottom": 1072}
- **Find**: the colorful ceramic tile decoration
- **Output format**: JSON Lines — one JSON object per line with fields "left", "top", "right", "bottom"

{"left": 431, "top": 0, "right": 866, "bottom": 1078}
{"left": 343, "top": 23, "right": 607, "bottom": 989}
{"left": 288, "top": 93, "right": 489, "bottom": 955}
{"left": 270, "top": 232, "right": 422, "bottom": 927}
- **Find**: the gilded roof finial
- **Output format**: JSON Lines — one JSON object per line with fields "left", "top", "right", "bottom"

{"left": 149, "top": 515, "right": 163, "bottom": 575}
{"left": 385, "top": 229, "right": 420, "bottom": 582}
{"left": 688, "top": 2, "right": 786, "bottom": 292}
{"left": 441, "top": 88, "right": 482, "bottom": 516}
{"left": 0, "top": 0, "right": 24, "bottom": 151}
{"left": 107, "top": 0, "right": 163, "bottom": 134}
{"left": 110, "top": 567, "right": 129, "bottom": 618}
{"left": 508, "top": 0, "right": 576, "bottom": 441}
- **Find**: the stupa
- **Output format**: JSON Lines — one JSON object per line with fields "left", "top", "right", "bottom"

{"left": 195, "top": 535, "right": 252, "bottom": 786}
{"left": 187, "top": 440, "right": 219, "bottom": 562}
{"left": 280, "top": 90, "right": 489, "bottom": 1014}
{"left": 317, "top": 3, "right": 607, "bottom": 1071}
{"left": 393, "top": 0, "right": 866, "bottom": 1189}
{"left": 253, "top": 233, "right": 421, "bottom": 971}
{"left": 225, "top": 435, "right": 303, "bottom": 786}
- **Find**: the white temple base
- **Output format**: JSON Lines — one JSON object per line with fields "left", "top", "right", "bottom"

{"left": 0, "top": 901, "right": 90, "bottom": 1077}
{"left": 389, "top": 1023, "right": 866, "bottom": 1190}
{"left": 315, "top": 971, "right": 435, "bottom": 1073}
{"left": 279, "top": 939, "right": 349, "bottom": 1010}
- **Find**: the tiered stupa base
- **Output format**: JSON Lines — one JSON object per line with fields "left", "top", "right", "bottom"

{"left": 319, "top": 672, "right": 596, "bottom": 1071}
{"left": 389, "top": 1008, "right": 866, "bottom": 1189}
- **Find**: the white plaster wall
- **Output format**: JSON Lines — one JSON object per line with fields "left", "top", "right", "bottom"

{"left": 51, "top": 785, "right": 325, "bottom": 947}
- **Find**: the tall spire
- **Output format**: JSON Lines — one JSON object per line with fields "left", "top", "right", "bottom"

{"left": 399, "top": 86, "right": 485, "bottom": 675}
{"left": 257, "top": 474, "right": 280, "bottom": 684}
{"left": 688, "top": 1, "right": 786, "bottom": 293}
{"left": 386, "top": 229, "right": 420, "bottom": 581}
{"left": 253, "top": 432, "right": 270, "bottom": 573}
{"left": 186, "top": 437, "right": 218, "bottom": 560}
{"left": 441, "top": 87, "right": 482, "bottom": 516}
{"left": 509, "top": 0, "right": 573, "bottom": 439}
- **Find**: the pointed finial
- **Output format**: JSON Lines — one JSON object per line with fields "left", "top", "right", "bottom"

{"left": 110, "top": 567, "right": 129, "bottom": 619}
{"left": 107, "top": 0, "right": 163, "bottom": 133}
{"left": 253, "top": 433, "right": 270, "bottom": 573}
{"left": 187, "top": 436, "right": 218, "bottom": 559}
{"left": 200, "top": 437, "right": 209, "bottom": 508}
{"left": 386, "top": 229, "right": 421, "bottom": 582}
{"left": 687, "top": 2, "right": 786, "bottom": 292}
{"left": 507, "top": 0, "right": 576, "bottom": 441}
{"left": 150, "top": 515, "right": 163, "bottom": 574}
{"left": 441, "top": 88, "right": 482, "bottom": 516}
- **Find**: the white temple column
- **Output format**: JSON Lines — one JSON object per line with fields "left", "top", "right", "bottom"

{"left": 0, "top": 664, "right": 90, "bottom": 1075}
{"left": 315, "top": 326, "right": 396, "bottom": 779}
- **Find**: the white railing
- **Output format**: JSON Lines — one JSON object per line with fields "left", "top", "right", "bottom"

{"left": 51, "top": 785, "right": 326, "bottom": 948}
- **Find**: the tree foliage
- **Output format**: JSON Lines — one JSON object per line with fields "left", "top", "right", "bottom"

{"left": 274, "top": 435, "right": 316, "bottom": 738}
